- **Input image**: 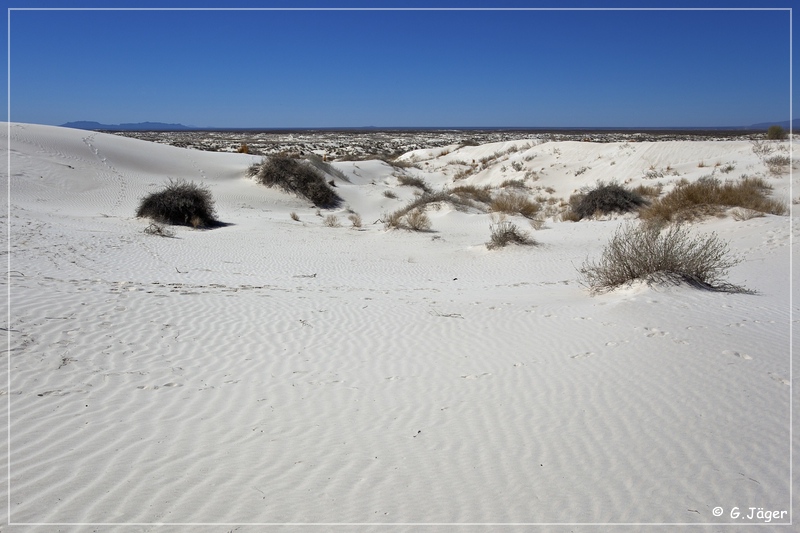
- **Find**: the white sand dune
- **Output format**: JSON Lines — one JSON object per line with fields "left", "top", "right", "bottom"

{"left": 2, "top": 123, "right": 795, "bottom": 531}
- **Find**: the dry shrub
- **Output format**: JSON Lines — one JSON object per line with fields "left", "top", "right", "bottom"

{"left": 143, "top": 222, "right": 175, "bottom": 238}
{"left": 641, "top": 176, "right": 786, "bottom": 224}
{"left": 405, "top": 209, "right": 432, "bottom": 231}
{"left": 730, "top": 208, "right": 765, "bottom": 221}
{"left": 397, "top": 175, "right": 432, "bottom": 193}
{"left": 323, "top": 214, "right": 341, "bottom": 227}
{"left": 383, "top": 190, "right": 399, "bottom": 199}
{"left": 385, "top": 208, "right": 431, "bottom": 231}
{"left": 500, "top": 179, "right": 528, "bottom": 189}
{"left": 568, "top": 182, "right": 648, "bottom": 220}
{"left": 751, "top": 139, "right": 775, "bottom": 159}
{"left": 764, "top": 154, "right": 791, "bottom": 175}
{"left": 383, "top": 209, "right": 404, "bottom": 230}
{"left": 250, "top": 154, "right": 342, "bottom": 208}
{"left": 578, "top": 222, "right": 749, "bottom": 293}
{"left": 451, "top": 184, "right": 492, "bottom": 204}
{"left": 632, "top": 183, "right": 663, "bottom": 199}
{"left": 486, "top": 219, "right": 536, "bottom": 249}
{"left": 136, "top": 179, "right": 219, "bottom": 228}
{"left": 348, "top": 213, "right": 363, "bottom": 228}
{"left": 490, "top": 191, "right": 540, "bottom": 219}
{"left": 767, "top": 125, "right": 788, "bottom": 140}
{"left": 290, "top": 212, "right": 300, "bottom": 221}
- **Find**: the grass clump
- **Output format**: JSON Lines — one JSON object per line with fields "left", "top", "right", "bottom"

{"left": 764, "top": 154, "right": 791, "bottom": 175}
{"left": 136, "top": 179, "right": 219, "bottom": 228}
{"left": 578, "top": 222, "right": 749, "bottom": 293}
{"left": 397, "top": 175, "right": 433, "bottom": 193}
{"left": 384, "top": 208, "right": 431, "bottom": 232}
{"left": 323, "top": 214, "right": 341, "bottom": 227}
{"left": 348, "top": 213, "right": 363, "bottom": 228}
{"left": 489, "top": 191, "right": 540, "bottom": 219}
{"left": 450, "top": 184, "right": 493, "bottom": 204}
{"left": 641, "top": 176, "right": 786, "bottom": 224}
{"left": 249, "top": 154, "right": 342, "bottom": 208}
{"left": 567, "top": 181, "right": 648, "bottom": 221}
{"left": 486, "top": 218, "right": 536, "bottom": 249}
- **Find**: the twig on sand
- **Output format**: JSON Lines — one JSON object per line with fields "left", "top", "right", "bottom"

{"left": 429, "top": 309, "right": 464, "bottom": 319}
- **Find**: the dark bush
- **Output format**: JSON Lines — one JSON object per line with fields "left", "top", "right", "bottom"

{"left": 767, "top": 125, "right": 788, "bottom": 140}
{"left": 250, "top": 154, "right": 342, "bottom": 208}
{"left": 136, "top": 180, "right": 218, "bottom": 228}
{"left": 571, "top": 181, "right": 648, "bottom": 220}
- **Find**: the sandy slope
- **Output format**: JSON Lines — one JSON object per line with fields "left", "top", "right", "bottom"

{"left": 2, "top": 123, "right": 795, "bottom": 531}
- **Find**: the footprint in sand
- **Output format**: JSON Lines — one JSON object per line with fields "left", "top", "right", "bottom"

{"left": 137, "top": 382, "right": 183, "bottom": 390}
{"left": 722, "top": 350, "right": 752, "bottom": 360}
{"left": 643, "top": 327, "right": 668, "bottom": 338}
{"left": 461, "top": 373, "right": 491, "bottom": 379}
{"left": 570, "top": 351, "right": 595, "bottom": 359}
{"left": 768, "top": 373, "right": 789, "bottom": 386}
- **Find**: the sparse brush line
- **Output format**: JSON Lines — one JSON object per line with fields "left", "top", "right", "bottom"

{"left": 640, "top": 175, "right": 786, "bottom": 223}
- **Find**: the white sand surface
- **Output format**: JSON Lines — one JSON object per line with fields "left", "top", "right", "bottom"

{"left": 2, "top": 123, "right": 795, "bottom": 531}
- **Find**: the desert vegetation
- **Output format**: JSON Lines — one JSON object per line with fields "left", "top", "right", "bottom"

{"left": 489, "top": 191, "right": 541, "bottom": 219}
{"left": 396, "top": 175, "right": 433, "bottom": 193}
{"left": 136, "top": 179, "right": 219, "bottom": 228}
{"left": 640, "top": 176, "right": 786, "bottom": 223}
{"left": 578, "top": 222, "right": 748, "bottom": 293}
{"left": 766, "top": 125, "right": 788, "bottom": 140}
{"left": 565, "top": 181, "right": 648, "bottom": 221}
{"left": 143, "top": 222, "right": 176, "bottom": 237}
{"left": 248, "top": 154, "right": 342, "bottom": 208}
{"left": 384, "top": 207, "right": 431, "bottom": 231}
{"left": 486, "top": 218, "right": 536, "bottom": 249}
{"left": 764, "top": 154, "right": 791, "bottom": 175}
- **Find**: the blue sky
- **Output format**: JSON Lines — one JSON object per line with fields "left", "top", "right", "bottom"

{"left": 3, "top": 1, "right": 796, "bottom": 128}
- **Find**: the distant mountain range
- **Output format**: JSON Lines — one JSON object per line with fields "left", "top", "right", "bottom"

{"left": 748, "top": 118, "right": 800, "bottom": 131}
{"left": 60, "top": 119, "right": 799, "bottom": 132}
{"left": 61, "top": 121, "right": 196, "bottom": 131}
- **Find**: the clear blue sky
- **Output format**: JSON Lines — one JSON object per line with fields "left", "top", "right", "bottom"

{"left": 3, "top": 0, "right": 796, "bottom": 128}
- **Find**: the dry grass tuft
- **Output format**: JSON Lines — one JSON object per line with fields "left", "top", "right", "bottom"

{"left": 640, "top": 176, "right": 786, "bottom": 224}
{"left": 397, "top": 175, "right": 433, "bottom": 193}
{"left": 450, "top": 184, "right": 493, "bottom": 204}
{"left": 323, "top": 214, "right": 341, "bottom": 227}
{"left": 486, "top": 218, "right": 536, "bottom": 249}
{"left": 348, "top": 213, "right": 363, "bottom": 228}
{"left": 764, "top": 154, "right": 791, "bottom": 175}
{"left": 405, "top": 209, "right": 432, "bottom": 231}
{"left": 490, "top": 191, "right": 540, "bottom": 219}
